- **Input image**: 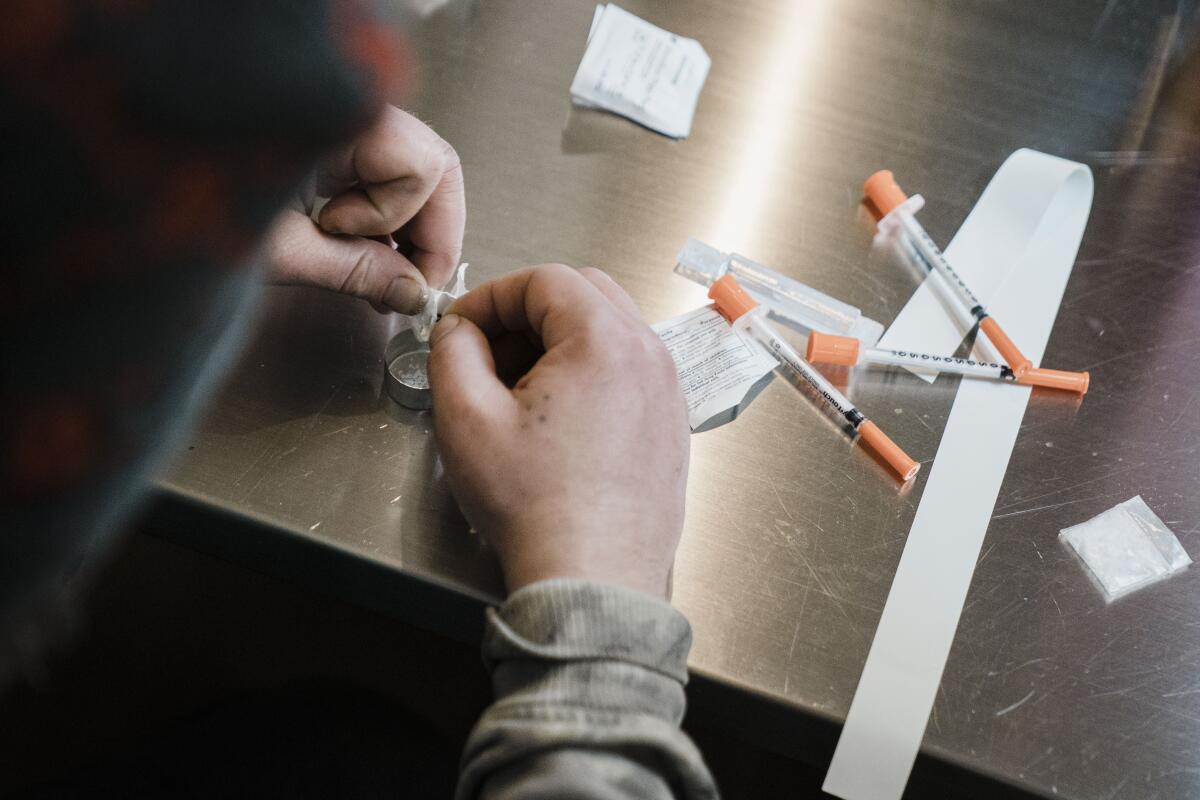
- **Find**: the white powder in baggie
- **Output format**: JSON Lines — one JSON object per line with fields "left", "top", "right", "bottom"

{"left": 411, "top": 263, "right": 469, "bottom": 342}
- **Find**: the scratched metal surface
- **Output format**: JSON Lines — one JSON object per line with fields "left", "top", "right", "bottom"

{"left": 161, "top": 1, "right": 1200, "bottom": 797}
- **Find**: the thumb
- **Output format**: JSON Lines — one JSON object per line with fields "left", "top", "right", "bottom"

{"left": 427, "top": 314, "right": 517, "bottom": 445}
{"left": 266, "top": 209, "right": 429, "bottom": 315}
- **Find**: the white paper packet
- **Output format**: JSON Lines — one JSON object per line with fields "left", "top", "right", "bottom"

{"left": 570, "top": 4, "right": 710, "bottom": 138}
{"left": 654, "top": 305, "right": 777, "bottom": 431}
{"left": 1060, "top": 495, "right": 1191, "bottom": 601}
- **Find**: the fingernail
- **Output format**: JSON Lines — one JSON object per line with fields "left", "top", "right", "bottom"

{"left": 384, "top": 277, "right": 428, "bottom": 315}
{"left": 430, "top": 313, "right": 461, "bottom": 346}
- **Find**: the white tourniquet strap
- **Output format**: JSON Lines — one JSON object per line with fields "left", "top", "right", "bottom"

{"left": 823, "top": 149, "right": 1093, "bottom": 800}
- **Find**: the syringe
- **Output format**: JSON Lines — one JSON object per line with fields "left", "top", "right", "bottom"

{"left": 709, "top": 275, "right": 920, "bottom": 482}
{"left": 675, "top": 238, "right": 882, "bottom": 342}
{"left": 864, "top": 171, "right": 1090, "bottom": 389}
{"left": 805, "top": 331, "right": 1090, "bottom": 393}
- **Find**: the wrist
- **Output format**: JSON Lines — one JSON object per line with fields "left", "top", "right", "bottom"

{"left": 503, "top": 554, "right": 671, "bottom": 600}
{"left": 488, "top": 577, "right": 692, "bottom": 681}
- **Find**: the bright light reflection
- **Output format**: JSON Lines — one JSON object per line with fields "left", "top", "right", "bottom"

{"left": 710, "top": 1, "right": 833, "bottom": 251}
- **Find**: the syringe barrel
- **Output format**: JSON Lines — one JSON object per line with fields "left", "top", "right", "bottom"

{"left": 863, "top": 346, "right": 1011, "bottom": 380}
{"left": 885, "top": 205, "right": 984, "bottom": 319}
{"left": 740, "top": 313, "right": 862, "bottom": 425}
{"left": 725, "top": 254, "right": 861, "bottom": 335}
{"left": 675, "top": 238, "right": 863, "bottom": 335}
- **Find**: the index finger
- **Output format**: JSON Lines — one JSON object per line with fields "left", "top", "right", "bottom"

{"left": 317, "top": 107, "right": 464, "bottom": 288}
{"left": 447, "top": 264, "right": 625, "bottom": 349}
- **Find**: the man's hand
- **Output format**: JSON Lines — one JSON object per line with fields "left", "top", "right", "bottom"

{"left": 266, "top": 106, "right": 465, "bottom": 314}
{"left": 428, "top": 265, "right": 689, "bottom": 599}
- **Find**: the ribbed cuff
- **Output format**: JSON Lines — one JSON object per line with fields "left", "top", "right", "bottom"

{"left": 483, "top": 579, "right": 692, "bottom": 684}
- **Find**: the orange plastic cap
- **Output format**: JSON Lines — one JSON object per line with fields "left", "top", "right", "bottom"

{"left": 979, "top": 317, "right": 1032, "bottom": 375}
{"left": 708, "top": 274, "right": 759, "bottom": 322}
{"left": 806, "top": 331, "right": 861, "bottom": 366}
{"left": 857, "top": 420, "right": 921, "bottom": 482}
{"left": 863, "top": 170, "right": 909, "bottom": 219}
{"left": 1017, "top": 367, "right": 1090, "bottom": 395}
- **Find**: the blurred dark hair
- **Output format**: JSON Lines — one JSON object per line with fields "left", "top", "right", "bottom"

{"left": 0, "top": 0, "right": 398, "bottom": 682}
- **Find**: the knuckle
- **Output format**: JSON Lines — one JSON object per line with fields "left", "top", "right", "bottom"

{"left": 559, "top": 322, "right": 615, "bottom": 367}
{"left": 380, "top": 273, "right": 413, "bottom": 307}
{"left": 599, "top": 324, "right": 659, "bottom": 370}
{"left": 340, "top": 248, "right": 380, "bottom": 296}
{"left": 635, "top": 329, "right": 679, "bottom": 379}
{"left": 605, "top": 323, "right": 644, "bottom": 353}
{"left": 439, "top": 140, "right": 462, "bottom": 175}
{"left": 525, "top": 262, "right": 580, "bottom": 297}
{"left": 404, "top": 161, "right": 439, "bottom": 196}
{"left": 536, "top": 262, "right": 576, "bottom": 279}
{"left": 412, "top": 134, "right": 459, "bottom": 190}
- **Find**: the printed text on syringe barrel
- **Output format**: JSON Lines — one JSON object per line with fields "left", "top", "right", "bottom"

{"left": 766, "top": 338, "right": 867, "bottom": 428}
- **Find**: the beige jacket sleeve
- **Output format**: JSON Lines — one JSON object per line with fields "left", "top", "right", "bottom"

{"left": 456, "top": 579, "right": 719, "bottom": 800}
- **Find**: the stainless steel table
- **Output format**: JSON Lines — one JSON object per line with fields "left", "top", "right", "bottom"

{"left": 156, "top": 2, "right": 1200, "bottom": 797}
